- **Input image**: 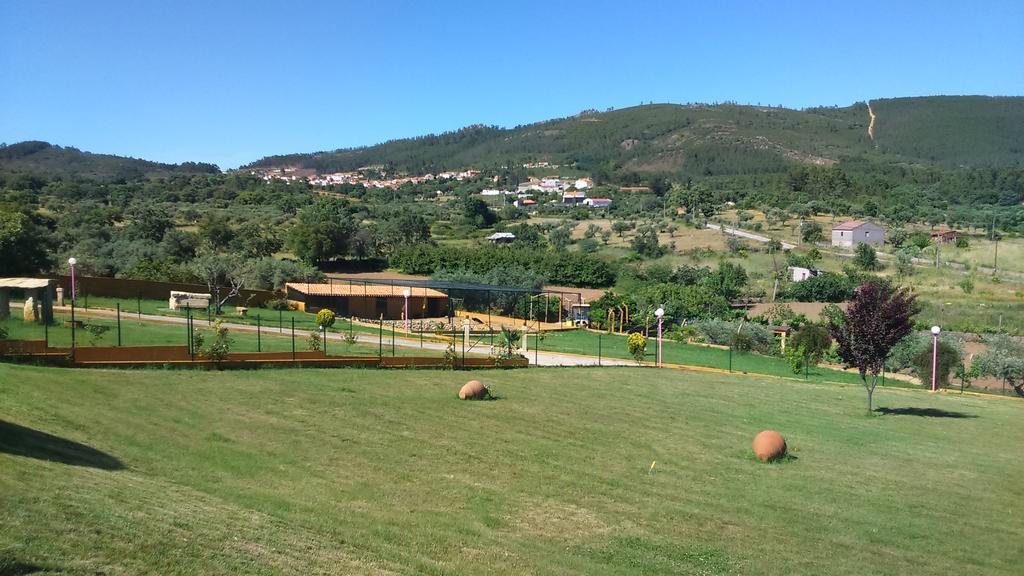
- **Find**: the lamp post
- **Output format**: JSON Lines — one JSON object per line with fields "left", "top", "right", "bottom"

{"left": 930, "top": 325, "right": 941, "bottom": 391}
{"left": 655, "top": 306, "right": 665, "bottom": 367}
{"left": 67, "top": 257, "right": 77, "bottom": 302}
{"left": 67, "top": 257, "right": 77, "bottom": 357}
{"left": 402, "top": 288, "right": 411, "bottom": 332}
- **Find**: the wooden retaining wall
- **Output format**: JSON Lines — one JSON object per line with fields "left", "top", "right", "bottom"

{"left": 0, "top": 340, "right": 526, "bottom": 370}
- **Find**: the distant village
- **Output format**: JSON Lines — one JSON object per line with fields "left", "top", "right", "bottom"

{"left": 251, "top": 163, "right": 619, "bottom": 210}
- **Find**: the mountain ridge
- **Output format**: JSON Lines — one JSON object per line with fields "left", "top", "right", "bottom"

{"left": 243, "top": 95, "right": 1024, "bottom": 176}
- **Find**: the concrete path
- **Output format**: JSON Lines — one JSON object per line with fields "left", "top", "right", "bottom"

{"left": 706, "top": 223, "right": 796, "bottom": 249}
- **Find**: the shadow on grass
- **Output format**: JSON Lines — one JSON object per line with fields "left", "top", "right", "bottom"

{"left": 0, "top": 420, "right": 124, "bottom": 470}
{"left": 0, "top": 557, "right": 48, "bottom": 576}
{"left": 875, "top": 407, "right": 977, "bottom": 419}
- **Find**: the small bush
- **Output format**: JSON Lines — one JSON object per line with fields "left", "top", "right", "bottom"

{"left": 316, "top": 308, "right": 336, "bottom": 329}
{"left": 696, "top": 320, "right": 774, "bottom": 354}
{"left": 627, "top": 332, "right": 647, "bottom": 364}
{"left": 264, "top": 298, "right": 292, "bottom": 311}
{"left": 730, "top": 331, "right": 755, "bottom": 352}
{"left": 306, "top": 330, "right": 322, "bottom": 352}
{"left": 911, "top": 340, "right": 963, "bottom": 388}
{"left": 204, "top": 320, "right": 233, "bottom": 363}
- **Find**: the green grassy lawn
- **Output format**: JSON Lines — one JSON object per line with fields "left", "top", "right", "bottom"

{"left": 537, "top": 329, "right": 870, "bottom": 386}
{"left": 74, "top": 295, "right": 388, "bottom": 337}
{"left": 1, "top": 364, "right": 1021, "bottom": 574}
{"left": 0, "top": 315, "right": 447, "bottom": 358}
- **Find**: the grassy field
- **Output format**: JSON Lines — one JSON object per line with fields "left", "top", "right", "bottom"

{"left": 536, "top": 329, "right": 871, "bottom": 386}
{"left": 2, "top": 364, "right": 1021, "bottom": 574}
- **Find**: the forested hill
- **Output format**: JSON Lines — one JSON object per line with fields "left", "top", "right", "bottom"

{"left": 245, "top": 96, "right": 1024, "bottom": 176}
{"left": 0, "top": 141, "right": 219, "bottom": 180}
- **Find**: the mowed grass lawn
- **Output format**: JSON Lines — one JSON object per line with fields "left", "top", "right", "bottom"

{"left": 1, "top": 364, "right": 1022, "bottom": 575}
{"left": 537, "top": 330, "right": 870, "bottom": 386}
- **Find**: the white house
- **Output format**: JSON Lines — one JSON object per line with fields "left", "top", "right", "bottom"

{"left": 486, "top": 232, "right": 516, "bottom": 244}
{"left": 583, "top": 198, "right": 611, "bottom": 208}
{"left": 574, "top": 178, "right": 594, "bottom": 190}
{"left": 562, "top": 190, "right": 586, "bottom": 204}
{"left": 831, "top": 220, "right": 885, "bottom": 248}
{"left": 788, "top": 266, "right": 819, "bottom": 282}
{"left": 540, "top": 178, "right": 563, "bottom": 191}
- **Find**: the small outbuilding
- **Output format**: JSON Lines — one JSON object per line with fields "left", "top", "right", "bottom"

{"left": 285, "top": 283, "right": 449, "bottom": 319}
{"left": 831, "top": 220, "right": 885, "bottom": 248}
{"left": 0, "top": 278, "right": 56, "bottom": 323}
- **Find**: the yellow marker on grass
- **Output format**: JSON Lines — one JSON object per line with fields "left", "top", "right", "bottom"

{"left": 649, "top": 460, "right": 657, "bottom": 474}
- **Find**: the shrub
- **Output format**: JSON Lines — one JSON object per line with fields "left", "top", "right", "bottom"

{"left": 790, "top": 325, "right": 832, "bottom": 362}
{"left": 306, "top": 330, "right": 322, "bottom": 352}
{"left": 911, "top": 340, "right": 963, "bottom": 388}
{"left": 204, "top": 319, "right": 233, "bottom": 363}
{"left": 316, "top": 308, "right": 336, "bottom": 329}
{"left": 959, "top": 276, "right": 975, "bottom": 294}
{"left": 854, "top": 243, "right": 880, "bottom": 271}
{"left": 786, "top": 325, "right": 833, "bottom": 373}
{"left": 264, "top": 297, "right": 292, "bottom": 311}
{"left": 730, "top": 331, "right": 755, "bottom": 352}
{"left": 0, "top": 326, "right": 7, "bottom": 340}
{"left": 696, "top": 320, "right": 774, "bottom": 354}
{"left": 83, "top": 323, "right": 111, "bottom": 346}
{"left": 627, "top": 332, "right": 647, "bottom": 364}
{"left": 783, "top": 272, "right": 854, "bottom": 302}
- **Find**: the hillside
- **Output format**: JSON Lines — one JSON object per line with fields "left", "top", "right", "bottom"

{"left": 246, "top": 96, "right": 1024, "bottom": 176}
{"left": 2, "top": 363, "right": 1021, "bottom": 574}
{"left": 0, "top": 141, "right": 219, "bottom": 180}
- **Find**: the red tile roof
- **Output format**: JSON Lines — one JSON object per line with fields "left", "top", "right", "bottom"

{"left": 286, "top": 283, "right": 447, "bottom": 298}
{"left": 832, "top": 220, "right": 877, "bottom": 231}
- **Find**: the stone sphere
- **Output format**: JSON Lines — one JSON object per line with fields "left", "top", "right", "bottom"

{"left": 752, "top": 430, "right": 787, "bottom": 462}
{"left": 459, "top": 380, "right": 487, "bottom": 400}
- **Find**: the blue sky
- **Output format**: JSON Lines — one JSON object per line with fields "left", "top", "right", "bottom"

{"left": 2, "top": 0, "right": 1022, "bottom": 168}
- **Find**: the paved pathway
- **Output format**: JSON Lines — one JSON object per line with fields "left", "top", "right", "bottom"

{"left": 706, "top": 223, "right": 796, "bottom": 249}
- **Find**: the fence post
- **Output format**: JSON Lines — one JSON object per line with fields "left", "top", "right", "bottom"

{"left": 207, "top": 305, "right": 212, "bottom": 326}
{"left": 728, "top": 345, "right": 733, "bottom": 372}
{"left": 279, "top": 309, "right": 283, "bottom": 333}
{"left": 257, "top": 314, "right": 261, "bottom": 353}
{"left": 534, "top": 332, "right": 538, "bottom": 366}
{"left": 84, "top": 292, "right": 88, "bottom": 310}
{"left": 391, "top": 322, "right": 395, "bottom": 356}
{"left": 44, "top": 318, "right": 48, "bottom": 349}
{"left": 378, "top": 317, "right": 383, "bottom": 360}
{"left": 323, "top": 324, "right": 328, "bottom": 356}
{"left": 291, "top": 318, "right": 296, "bottom": 362}
{"left": 137, "top": 293, "right": 142, "bottom": 319}
{"left": 598, "top": 333, "right": 602, "bottom": 366}
{"left": 116, "top": 303, "right": 122, "bottom": 346}
{"left": 187, "top": 307, "right": 194, "bottom": 361}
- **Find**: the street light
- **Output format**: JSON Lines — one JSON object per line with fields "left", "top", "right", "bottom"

{"left": 930, "top": 325, "right": 941, "bottom": 391}
{"left": 402, "top": 288, "right": 411, "bottom": 332}
{"left": 655, "top": 307, "right": 665, "bottom": 367}
{"left": 67, "top": 257, "right": 77, "bottom": 302}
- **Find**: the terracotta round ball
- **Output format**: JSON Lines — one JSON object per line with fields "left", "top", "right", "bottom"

{"left": 459, "top": 379, "right": 487, "bottom": 400}
{"left": 752, "top": 430, "right": 787, "bottom": 462}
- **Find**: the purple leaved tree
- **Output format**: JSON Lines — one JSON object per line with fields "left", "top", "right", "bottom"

{"left": 828, "top": 281, "right": 920, "bottom": 414}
